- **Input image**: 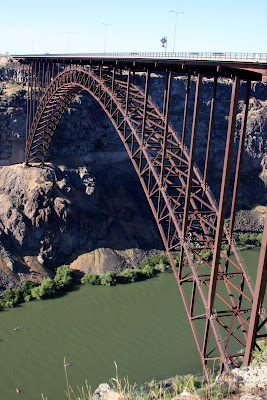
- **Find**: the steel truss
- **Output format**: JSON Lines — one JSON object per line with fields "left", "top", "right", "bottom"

{"left": 22, "top": 60, "right": 267, "bottom": 374}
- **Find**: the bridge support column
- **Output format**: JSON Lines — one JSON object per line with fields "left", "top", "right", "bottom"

{"left": 178, "top": 73, "right": 202, "bottom": 278}
{"left": 228, "top": 80, "right": 251, "bottom": 240}
{"left": 244, "top": 213, "right": 267, "bottom": 365}
{"left": 180, "top": 74, "right": 191, "bottom": 149}
{"left": 158, "top": 70, "right": 173, "bottom": 218}
{"left": 208, "top": 76, "right": 240, "bottom": 312}
{"left": 138, "top": 69, "right": 150, "bottom": 176}
{"left": 203, "top": 77, "right": 217, "bottom": 187}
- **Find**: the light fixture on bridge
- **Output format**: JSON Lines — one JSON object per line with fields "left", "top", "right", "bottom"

{"left": 66, "top": 32, "right": 73, "bottom": 54}
{"left": 169, "top": 10, "right": 184, "bottom": 53}
{"left": 102, "top": 23, "right": 112, "bottom": 54}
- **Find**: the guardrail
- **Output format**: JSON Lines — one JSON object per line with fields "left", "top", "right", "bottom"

{"left": 81, "top": 52, "right": 267, "bottom": 63}
{"left": 17, "top": 52, "right": 267, "bottom": 63}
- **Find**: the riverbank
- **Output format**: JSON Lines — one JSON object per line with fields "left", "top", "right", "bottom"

{"left": 0, "top": 239, "right": 263, "bottom": 309}
{"left": 0, "top": 252, "right": 172, "bottom": 308}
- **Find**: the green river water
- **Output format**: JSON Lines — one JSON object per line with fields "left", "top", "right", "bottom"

{"left": 0, "top": 248, "right": 263, "bottom": 400}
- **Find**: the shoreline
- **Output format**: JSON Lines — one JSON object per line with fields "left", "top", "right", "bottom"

{"left": 0, "top": 243, "right": 262, "bottom": 310}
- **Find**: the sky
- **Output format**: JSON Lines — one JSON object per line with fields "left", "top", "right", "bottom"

{"left": 1, "top": 0, "right": 266, "bottom": 55}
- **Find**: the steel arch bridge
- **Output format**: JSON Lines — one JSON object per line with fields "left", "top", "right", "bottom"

{"left": 13, "top": 54, "right": 267, "bottom": 374}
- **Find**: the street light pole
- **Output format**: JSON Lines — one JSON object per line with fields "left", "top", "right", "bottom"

{"left": 170, "top": 10, "right": 184, "bottom": 53}
{"left": 102, "top": 23, "right": 112, "bottom": 54}
{"left": 66, "top": 32, "right": 72, "bottom": 54}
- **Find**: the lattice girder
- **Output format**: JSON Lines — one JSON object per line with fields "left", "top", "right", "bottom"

{"left": 24, "top": 64, "right": 267, "bottom": 373}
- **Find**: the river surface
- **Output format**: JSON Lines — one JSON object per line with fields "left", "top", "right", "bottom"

{"left": 0, "top": 248, "right": 263, "bottom": 400}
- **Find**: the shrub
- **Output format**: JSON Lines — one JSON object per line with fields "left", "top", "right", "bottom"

{"left": 42, "top": 278, "right": 56, "bottom": 296}
{"left": 2, "top": 288, "right": 23, "bottom": 307}
{"left": 173, "top": 374, "right": 201, "bottom": 394}
{"left": 140, "top": 264, "right": 155, "bottom": 278}
{"left": 31, "top": 286, "right": 42, "bottom": 300}
{"left": 119, "top": 269, "right": 138, "bottom": 283}
{"left": 54, "top": 265, "right": 73, "bottom": 290}
{"left": 142, "top": 253, "right": 170, "bottom": 269}
{"left": 100, "top": 271, "right": 117, "bottom": 286}
{"left": 252, "top": 340, "right": 267, "bottom": 365}
{"left": 31, "top": 278, "right": 56, "bottom": 299}
{"left": 158, "top": 253, "right": 171, "bottom": 265}
{"left": 203, "top": 249, "right": 213, "bottom": 261}
{"left": 134, "top": 266, "right": 155, "bottom": 281}
{"left": 171, "top": 252, "right": 180, "bottom": 266}
{"left": 154, "top": 262, "right": 166, "bottom": 272}
{"left": 22, "top": 280, "right": 38, "bottom": 296}
{"left": 3, "top": 301, "right": 14, "bottom": 308}
{"left": 147, "top": 378, "right": 161, "bottom": 390}
{"left": 240, "top": 233, "right": 256, "bottom": 246}
{"left": 81, "top": 273, "right": 101, "bottom": 285}
{"left": 256, "top": 233, "right": 263, "bottom": 245}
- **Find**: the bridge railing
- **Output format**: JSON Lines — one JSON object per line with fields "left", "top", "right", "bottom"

{"left": 68, "top": 52, "right": 267, "bottom": 63}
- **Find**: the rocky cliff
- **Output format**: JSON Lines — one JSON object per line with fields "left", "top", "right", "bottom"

{"left": 0, "top": 161, "right": 165, "bottom": 289}
{"left": 0, "top": 58, "right": 266, "bottom": 290}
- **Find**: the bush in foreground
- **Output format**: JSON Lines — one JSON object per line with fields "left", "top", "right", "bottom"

{"left": 252, "top": 339, "right": 267, "bottom": 365}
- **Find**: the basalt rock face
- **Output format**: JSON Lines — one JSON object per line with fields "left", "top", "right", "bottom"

{"left": 0, "top": 61, "right": 266, "bottom": 289}
{"left": 0, "top": 163, "right": 163, "bottom": 288}
{"left": 0, "top": 86, "right": 26, "bottom": 165}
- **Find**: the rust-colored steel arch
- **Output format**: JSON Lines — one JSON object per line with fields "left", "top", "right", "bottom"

{"left": 24, "top": 64, "right": 266, "bottom": 374}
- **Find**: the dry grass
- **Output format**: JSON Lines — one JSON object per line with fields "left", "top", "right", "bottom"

{"left": 41, "top": 347, "right": 267, "bottom": 400}
{"left": 2, "top": 81, "right": 23, "bottom": 97}
{"left": 41, "top": 358, "right": 92, "bottom": 400}
{"left": 40, "top": 361, "right": 237, "bottom": 400}
{"left": 110, "top": 362, "right": 137, "bottom": 400}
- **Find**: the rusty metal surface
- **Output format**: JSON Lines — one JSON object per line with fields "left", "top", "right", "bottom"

{"left": 244, "top": 213, "right": 267, "bottom": 365}
{"left": 13, "top": 54, "right": 267, "bottom": 82}
{"left": 21, "top": 60, "right": 267, "bottom": 374}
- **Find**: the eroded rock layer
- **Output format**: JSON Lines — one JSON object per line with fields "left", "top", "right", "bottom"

{"left": 0, "top": 162, "right": 164, "bottom": 289}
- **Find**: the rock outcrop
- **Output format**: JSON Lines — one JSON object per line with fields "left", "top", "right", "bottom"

{"left": 0, "top": 162, "right": 163, "bottom": 289}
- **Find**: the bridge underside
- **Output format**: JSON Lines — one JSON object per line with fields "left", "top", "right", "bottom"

{"left": 14, "top": 56, "right": 267, "bottom": 374}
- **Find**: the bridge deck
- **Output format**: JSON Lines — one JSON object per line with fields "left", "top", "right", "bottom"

{"left": 13, "top": 52, "right": 267, "bottom": 82}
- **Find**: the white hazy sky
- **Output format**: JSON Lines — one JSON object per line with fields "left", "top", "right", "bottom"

{"left": 1, "top": 0, "right": 266, "bottom": 55}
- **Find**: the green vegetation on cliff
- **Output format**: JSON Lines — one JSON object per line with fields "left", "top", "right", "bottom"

{"left": 0, "top": 265, "right": 74, "bottom": 308}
